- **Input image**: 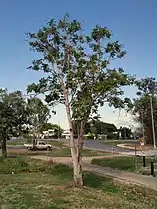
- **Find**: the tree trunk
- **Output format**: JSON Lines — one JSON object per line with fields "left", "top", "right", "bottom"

{"left": 63, "top": 91, "right": 83, "bottom": 186}
{"left": 75, "top": 121, "right": 84, "bottom": 187}
{"left": 1, "top": 137, "right": 7, "bottom": 158}
{"left": 66, "top": 106, "right": 83, "bottom": 186}
{"left": 58, "top": 66, "right": 83, "bottom": 187}
{"left": 73, "top": 158, "right": 83, "bottom": 186}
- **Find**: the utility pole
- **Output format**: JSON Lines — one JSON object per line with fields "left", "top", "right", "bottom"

{"left": 141, "top": 110, "right": 145, "bottom": 138}
{"left": 150, "top": 94, "right": 156, "bottom": 149}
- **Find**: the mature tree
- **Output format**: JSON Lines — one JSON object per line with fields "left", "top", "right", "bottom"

{"left": 27, "top": 97, "right": 50, "bottom": 148}
{"left": 39, "top": 122, "right": 63, "bottom": 138}
{"left": 118, "top": 126, "right": 132, "bottom": 139}
{"left": 27, "top": 14, "right": 134, "bottom": 186}
{"left": 0, "top": 89, "right": 29, "bottom": 157}
{"left": 90, "top": 120, "right": 117, "bottom": 135}
{"left": 73, "top": 119, "right": 117, "bottom": 138}
{"left": 131, "top": 77, "right": 157, "bottom": 144}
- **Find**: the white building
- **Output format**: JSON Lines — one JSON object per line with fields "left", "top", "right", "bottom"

{"left": 42, "top": 129, "right": 55, "bottom": 139}
{"left": 62, "top": 129, "right": 70, "bottom": 140}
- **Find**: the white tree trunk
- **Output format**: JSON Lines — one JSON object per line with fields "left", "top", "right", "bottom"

{"left": 58, "top": 66, "right": 83, "bottom": 186}
{"left": 63, "top": 90, "right": 83, "bottom": 186}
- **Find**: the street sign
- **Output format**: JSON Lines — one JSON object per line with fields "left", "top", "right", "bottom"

{"left": 140, "top": 137, "right": 145, "bottom": 146}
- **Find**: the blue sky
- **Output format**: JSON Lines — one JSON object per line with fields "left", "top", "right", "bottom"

{"left": 0, "top": 0, "right": 157, "bottom": 128}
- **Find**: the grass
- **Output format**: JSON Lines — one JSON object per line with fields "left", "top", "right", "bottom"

{"left": 0, "top": 157, "right": 157, "bottom": 208}
{"left": 7, "top": 139, "right": 26, "bottom": 145}
{"left": 48, "top": 147, "right": 110, "bottom": 157}
{"left": 91, "top": 156, "right": 157, "bottom": 172}
{"left": 7, "top": 139, "right": 65, "bottom": 147}
{"left": 47, "top": 140, "right": 65, "bottom": 147}
{"left": 7, "top": 147, "right": 110, "bottom": 158}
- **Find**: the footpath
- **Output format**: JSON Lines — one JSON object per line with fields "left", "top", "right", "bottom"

{"left": 31, "top": 155, "right": 157, "bottom": 191}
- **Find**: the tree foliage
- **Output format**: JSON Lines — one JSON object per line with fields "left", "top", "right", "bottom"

{"left": 27, "top": 97, "right": 50, "bottom": 136}
{"left": 131, "top": 77, "right": 157, "bottom": 144}
{"left": 118, "top": 126, "right": 132, "bottom": 139}
{"left": 39, "top": 122, "right": 63, "bottom": 138}
{"left": 0, "top": 89, "right": 29, "bottom": 157}
{"left": 27, "top": 14, "right": 133, "bottom": 120}
{"left": 73, "top": 119, "right": 117, "bottom": 136}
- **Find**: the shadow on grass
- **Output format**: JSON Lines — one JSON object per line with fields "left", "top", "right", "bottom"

{"left": 83, "top": 172, "right": 121, "bottom": 194}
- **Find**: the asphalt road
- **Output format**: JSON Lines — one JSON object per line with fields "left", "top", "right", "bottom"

{"left": 83, "top": 140, "right": 136, "bottom": 153}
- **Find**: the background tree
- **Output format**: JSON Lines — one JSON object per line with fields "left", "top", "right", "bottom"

{"left": 90, "top": 120, "right": 117, "bottom": 135}
{"left": 27, "top": 14, "right": 134, "bottom": 186}
{"left": 27, "top": 97, "right": 50, "bottom": 149}
{"left": 73, "top": 119, "right": 117, "bottom": 139}
{"left": 118, "top": 126, "right": 132, "bottom": 139}
{"left": 0, "top": 89, "right": 29, "bottom": 157}
{"left": 131, "top": 77, "right": 157, "bottom": 144}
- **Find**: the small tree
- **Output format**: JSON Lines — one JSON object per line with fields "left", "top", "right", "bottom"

{"left": 27, "top": 14, "right": 134, "bottom": 186}
{"left": 131, "top": 77, "right": 157, "bottom": 144}
{"left": 27, "top": 97, "right": 50, "bottom": 148}
{"left": 0, "top": 89, "right": 28, "bottom": 157}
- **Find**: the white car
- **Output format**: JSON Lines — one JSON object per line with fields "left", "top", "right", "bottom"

{"left": 24, "top": 141, "right": 52, "bottom": 150}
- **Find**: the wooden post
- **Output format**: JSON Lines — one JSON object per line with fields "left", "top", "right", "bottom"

{"left": 134, "top": 144, "right": 137, "bottom": 171}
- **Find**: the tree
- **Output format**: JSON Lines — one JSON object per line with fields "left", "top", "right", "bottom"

{"left": 118, "top": 126, "right": 132, "bottom": 139}
{"left": 73, "top": 119, "right": 117, "bottom": 138}
{"left": 131, "top": 77, "right": 157, "bottom": 144}
{"left": 90, "top": 120, "right": 117, "bottom": 135}
{"left": 27, "top": 14, "right": 134, "bottom": 186}
{"left": 27, "top": 97, "right": 50, "bottom": 148}
{"left": 0, "top": 89, "right": 29, "bottom": 157}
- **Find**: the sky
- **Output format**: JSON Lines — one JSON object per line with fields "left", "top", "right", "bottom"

{"left": 0, "top": 0, "right": 157, "bottom": 129}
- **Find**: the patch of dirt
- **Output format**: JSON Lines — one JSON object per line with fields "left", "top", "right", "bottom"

{"left": 30, "top": 155, "right": 121, "bottom": 165}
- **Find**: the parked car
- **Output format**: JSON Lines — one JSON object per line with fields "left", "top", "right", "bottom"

{"left": 24, "top": 141, "right": 52, "bottom": 150}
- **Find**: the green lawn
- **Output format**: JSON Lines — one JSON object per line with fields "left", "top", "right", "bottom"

{"left": 7, "top": 139, "right": 65, "bottom": 147}
{"left": 48, "top": 147, "right": 110, "bottom": 157}
{"left": 7, "top": 147, "right": 110, "bottom": 158}
{"left": 7, "top": 139, "right": 26, "bottom": 145}
{"left": 0, "top": 157, "right": 157, "bottom": 209}
{"left": 91, "top": 156, "right": 157, "bottom": 172}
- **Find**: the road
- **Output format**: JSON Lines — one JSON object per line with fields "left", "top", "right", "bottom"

{"left": 83, "top": 140, "right": 135, "bottom": 153}
{"left": 6, "top": 139, "right": 157, "bottom": 156}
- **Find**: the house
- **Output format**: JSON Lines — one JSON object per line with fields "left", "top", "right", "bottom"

{"left": 42, "top": 129, "right": 55, "bottom": 139}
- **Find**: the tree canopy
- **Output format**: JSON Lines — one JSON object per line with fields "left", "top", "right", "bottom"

{"left": 27, "top": 97, "right": 50, "bottom": 136}
{"left": 131, "top": 77, "right": 157, "bottom": 144}
{"left": 0, "top": 89, "right": 29, "bottom": 157}
{"left": 39, "top": 122, "right": 63, "bottom": 138}
{"left": 27, "top": 14, "right": 134, "bottom": 121}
